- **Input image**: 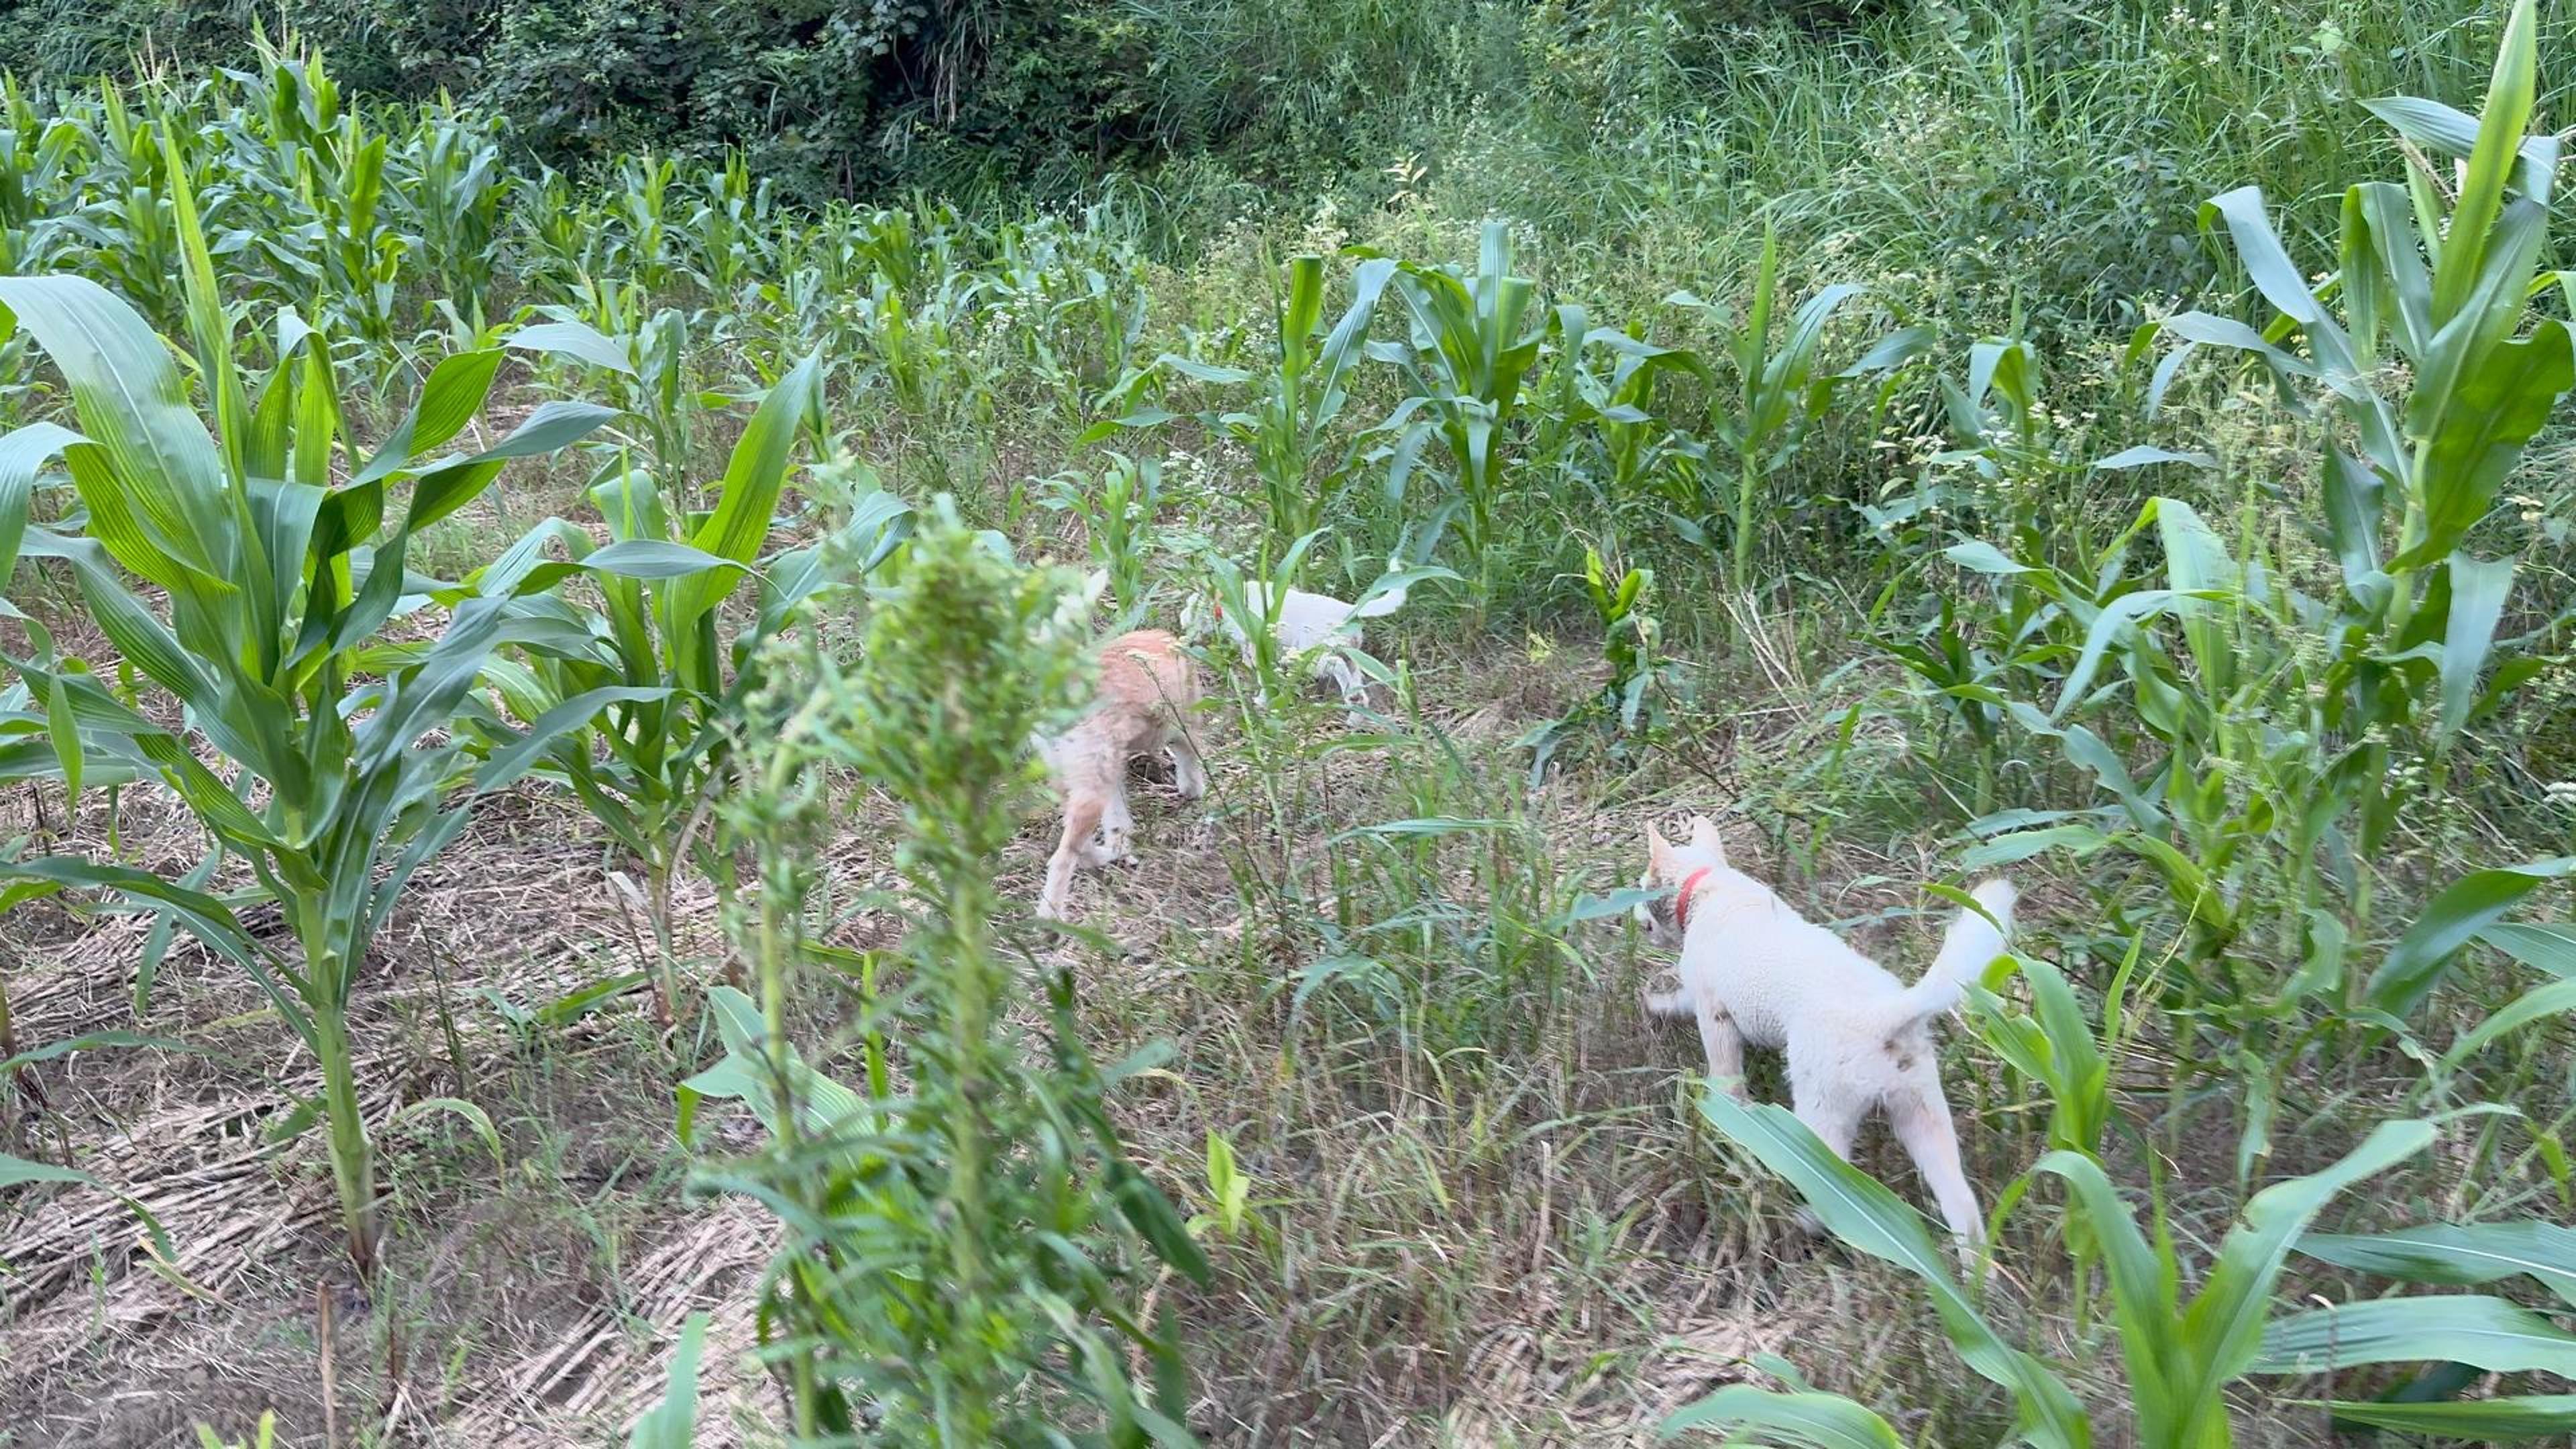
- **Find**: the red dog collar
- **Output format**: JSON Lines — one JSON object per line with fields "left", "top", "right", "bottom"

{"left": 1674, "top": 866, "right": 1714, "bottom": 932}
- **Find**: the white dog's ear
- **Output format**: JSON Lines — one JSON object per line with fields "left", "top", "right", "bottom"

{"left": 1688, "top": 814, "right": 1726, "bottom": 862}
{"left": 1646, "top": 822, "right": 1675, "bottom": 878}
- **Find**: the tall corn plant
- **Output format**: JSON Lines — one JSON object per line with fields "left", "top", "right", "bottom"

{"left": 1973, "top": 0, "right": 2573, "bottom": 1015}
{"left": 468, "top": 360, "right": 913, "bottom": 1019}
{"left": 1373, "top": 222, "right": 1545, "bottom": 569}
{"left": 2155, "top": 0, "right": 2566, "bottom": 759}
{"left": 1668, "top": 223, "right": 1928, "bottom": 597}
{"left": 0, "top": 142, "right": 610, "bottom": 1279}
{"left": 1092, "top": 252, "right": 1396, "bottom": 552}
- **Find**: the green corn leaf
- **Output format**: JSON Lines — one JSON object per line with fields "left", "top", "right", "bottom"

{"left": 2255, "top": 1295, "right": 2576, "bottom": 1376}
{"left": 2478, "top": 922, "right": 2576, "bottom": 979}
{"left": 2175, "top": 1118, "right": 2436, "bottom": 1424}
{"left": 44, "top": 675, "right": 78, "bottom": 807}
{"left": 2306, "top": 1394, "right": 2576, "bottom": 1439}
{"left": 2036, "top": 1152, "right": 2184, "bottom": 1434}
{"left": 507, "top": 318, "right": 637, "bottom": 375}
{"left": 0, "top": 276, "right": 230, "bottom": 585}
{"left": 2430, "top": 0, "right": 2538, "bottom": 327}
{"left": 2054, "top": 589, "right": 2196, "bottom": 721}
{"left": 2204, "top": 187, "right": 2320, "bottom": 323}
{"left": 2321, "top": 450, "right": 2385, "bottom": 589}
{"left": 0, "top": 854, "right": 313, "bottom": 1046}
{"left": 2301, "top": 1220, "right": 2576, "bottom": 1307}
{"left": 472, "top": 684, "right": 672, "bottom": 794}
{"left": 2436, "top": 553, "right": 2514, "bottom": 743}
{"left": 675, "top": 354, "right": 821, "bottom": 631}
{"left": 2369, "top": 859, "right": 2576, "bottom": 1016}
{"left": 1658, "top": 1385, "right": 1901, "bottom": 1446}
{"left": 1698, "top": 1087, "right": 2090, "bottom": 1448}
{"left": 2362, "top": 95, "right": 2557, "bottom": 199}
{"left": 2396, "top": 321, "right": 2573, "bottom": 571}
{"left": 582, "top": 539, "right": 747, "bottom": 580}
{"left": 2438, "top": 978, "right": 2576, "bottom": 1072}
{"left": 353, "top": 347, "right": 505, "bottom": 484}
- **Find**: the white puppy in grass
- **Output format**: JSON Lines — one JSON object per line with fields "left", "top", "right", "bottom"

{"left": 1200, "top": 582, "right": 1407, "bottom": 712}
{"left": 1637, "top": 815, "right": 2014, "bottom": 1244}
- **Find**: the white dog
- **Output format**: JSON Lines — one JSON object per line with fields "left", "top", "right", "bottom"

{"left": 1203, "top": 583, "right": 1403, "bottom": 711}
{"left": 1638, "top": 815, "right": 2013, "bottom": 1243}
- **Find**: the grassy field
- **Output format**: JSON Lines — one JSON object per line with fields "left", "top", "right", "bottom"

{"left": 3, "top": 2, "right": 2576, "bottom": 1445}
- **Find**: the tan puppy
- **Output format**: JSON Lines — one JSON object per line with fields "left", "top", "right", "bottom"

{"left": 1638, "top": 815, "right": 2013, "bottom": 1244}
{"left": 1035, "top": 629, "right": 1205, "bottom": 920}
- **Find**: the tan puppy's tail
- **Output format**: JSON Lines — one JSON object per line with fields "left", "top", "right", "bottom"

{"left": 1885, "top": 879, "right": 2017, "bottom": 1030}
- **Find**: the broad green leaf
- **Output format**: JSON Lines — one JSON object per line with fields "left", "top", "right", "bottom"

{"left": 1698, "top": 1087, "right": 2090, "bottom": 1448}
{"left": 2177, "top": 1118, "right": 2436, "bottom": 1424}
{"left": 2308, "top": 1394, "right": 2576, "bottom": 1439}
{"left": 506, "top": 319, "right": 637, "bottom": 375}
{"left": 675, "top": 354, "right": 821, "bottom": 632}
{"left": 2255, "top": 1295, "right": 2576, "bottom": 1376}
{"left": 472, "top": 684, "right": 672, "bottom": 794}
{"left": 2322, "top": 450, "right": 2385, "bottom": 588}
{"left": 354, "top": 347, "right": 505, "bottom": 484}
{"left": 2431, "top": 0, "right": 2539, "bottom": 328}
{"left": 2438, "top": 977, "right": 2576, "bottom": 1071}
{"left": 2402, "top": 321, "right": 2573, "bottom": 570}
{"left": 0, "top": 275, "right": 229, "bottom": 586}
{"left": 2436, "top": 553, "right": 2513, "bottom": 742}
{"left": 2092, "top": 445, "right": 2218, "bottom": 472}
{"left": 2205, "top": 187, "right": 2320, "bottom": 323}
{"left": 2479, "top": 922, "right": 2576, "bottom": 979}
{"left": 1945, "top": 540, "right": 2035, "bottom": 576}
{"left": 1658, "top": 1385, "right": 1901, "bottom": 1446}
{"left": 582, "top": 539, "right": 747, "bottom": 581}
{"left": 2301, "top": 1221, "right": 2576, "bottom": 1307}
{"left": 2369, "top": 859, "right": 2576, "bottom": 1016}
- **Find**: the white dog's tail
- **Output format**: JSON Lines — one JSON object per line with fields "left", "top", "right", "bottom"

{"left": 1885, "top": 880, "right": 2017, "bottom": 1030}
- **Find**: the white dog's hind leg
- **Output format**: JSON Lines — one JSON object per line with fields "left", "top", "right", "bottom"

{"left": 1888, "top": 1085, "right": 1984, "bottom": 1246}
{"left": 1694, "top": 999, "right": 1747, "bottom": 1097}
{"left": 1785, "top": 1083, "right": 1864, "bottom": 1236}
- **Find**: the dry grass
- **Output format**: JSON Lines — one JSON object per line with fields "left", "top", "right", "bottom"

{"left": 0, "top": 614, "right": 2418, "bottom": 1448}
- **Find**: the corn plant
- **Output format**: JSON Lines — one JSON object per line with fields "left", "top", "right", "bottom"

{"left": 1527, "top": 305, "right": 1700, "bottom": 515}
{"left": 1666, "top": 223, "right": 1929, "bottom": 597}
{"left": 1682, "top": 1082, "right": 2569, "bottom": 1447}
{"left": 1038, "top": 449, "right": 1160, "bottom": 617}
{"left": 1957, "top": 4, "right": 2571, "bottom": 1020}
{"left": 1373, "top": 221, "right": 1546, "bottom": 567}
{"left": 1094, "top": 252, "right": 1396, "bottom": 550}
{"left": 0, "top": 148, "right": 611, "bottom": 1279}
{"left": 506, "top": 282, "right": 698, "bottom": 496}
{"left": 466, "top": 360, "right": 911, "bottom": 1020}
{"left": 694, "top": 502, "right": 1206, "bottom": 1440}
